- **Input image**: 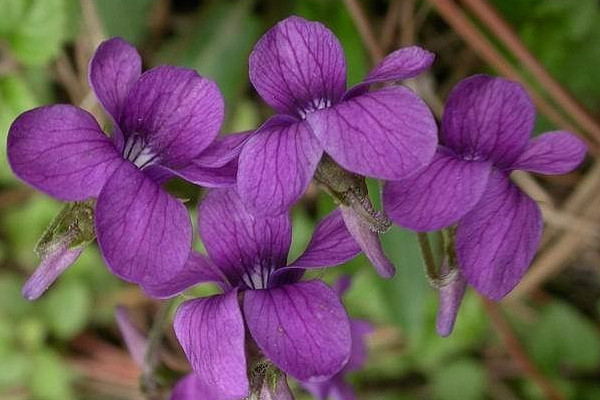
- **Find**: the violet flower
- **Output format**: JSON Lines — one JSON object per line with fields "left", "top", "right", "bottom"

{"left": 237, "top": 16, "right": 437, "bottom": 277}
{"left": 383, "top": 75, "right": 587, "bottom": 301}
{"left": 8, "top": 38, "right": 241, "bottom": 295}
{"left": 237, "top": 16, "right": 437, "bottom": 215}
{"left": 303, "top": 276, "right": 373, "bottom": 400}
{"left": 155, "top": 188, "right": 361, "bottom": 399}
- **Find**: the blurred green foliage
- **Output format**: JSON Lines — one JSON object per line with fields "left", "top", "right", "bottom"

{"left": 0, "top": 0, "right": 599, "bottom": 399}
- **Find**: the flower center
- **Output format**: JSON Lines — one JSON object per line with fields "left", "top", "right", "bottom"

{"left": 123, "top": 135, "right": 159, "bottom": 169}
{"left": 240, "top": 261, "right": 275, "bottom": 290}
{"left": 298, "top": 98, "right": 331, "bottom": 119}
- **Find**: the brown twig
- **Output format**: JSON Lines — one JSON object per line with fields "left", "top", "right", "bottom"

{"left": 342, "top": 0, "right": 384, "bottom": 62}
{"left": 460, "top": 0, "right": 600, "bottom": 145}
{"left": 398, "top": 0, "right": 416, "bottom": 47}
{"left": 482, "top": 299, "right": 565, "bottom": 400}
{"left": 380, "top": 0, "right": 402, "bottom": 51}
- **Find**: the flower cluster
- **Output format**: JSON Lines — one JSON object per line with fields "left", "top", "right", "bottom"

{"left": 7, "top": 15, "right": 586, "bottom": 400}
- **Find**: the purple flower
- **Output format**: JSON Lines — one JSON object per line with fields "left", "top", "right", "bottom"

{"left": 159, "top": 188, "right": 361, "bottom": 399}
{"left": 7, "top": 37, "right": 241, "bottom": 295}
{"left": 303, "top": 276, "right": 373, "bottom": 400}
{"left": 383, "top": 75, "right": 587, "bottom": 300}
{"left": 237, "top": 16, "right": 438, "bottom": 217}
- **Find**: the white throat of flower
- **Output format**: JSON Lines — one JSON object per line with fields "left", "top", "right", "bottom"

{"left": 298, "top": 97, "right": 331, "bottom": 119}
{"left": 123, "top": 135, "right": 159, "bottom": 169}
{"left": 241, "top": 262, "right": 275, "bottom": 290}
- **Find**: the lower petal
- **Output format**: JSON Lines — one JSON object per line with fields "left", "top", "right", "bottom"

{"left": 237, "top": 117, "right": 323, "bottom": 216}
{"left": 306, "top": 86, "right": 437, "bottom": 180}
{"left": 383, "top": 148, "right": 490, "bottom": 232}
{"left": 244, "top": 280, "right": 352, "bottom": 382}
{"left": 174, "top": 291, "right": 248, "bottom": 400}
{"left": 7, "top": 105, "right": 123, "bottom": 201}
{"left": 456, "top": 171, "right": 543, "bottom": 300}
{"left": 95, "top": 162, "right": 192, "bottom": 287}
{"left": 340, "top": 206, "right": 396, "bottom": 278}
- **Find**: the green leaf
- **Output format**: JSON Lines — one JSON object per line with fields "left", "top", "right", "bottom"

{"left": 8, "top": 0, "right": 75, "bottom": 66}
{"left": 0, "top": 0, "right": 29, "bottom": 36}
{"left": 527, "top": 301, "right": 600, "bottom": 373}
{"left": 0, "top": 274, "right": 33, "bottom": 320}
{"left": 40, "top": 279, "right": 91, "bottom": 339}
{"left": 93, "top": 0, "right": 154, "bottom": 45}
{"left": 0, "top": 349, "right": 30, "bottom": 391}
{"left": 30, "top": 350, "right": 74, "bottom": 400}
{"left": 156, "top": 0, "right": 261, "bottom": 109}
{"left": 431, "top": 359, "right": 487, "bottom": 400}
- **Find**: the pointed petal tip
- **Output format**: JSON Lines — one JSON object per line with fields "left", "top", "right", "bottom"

{"left": 21, "top": 246, "right": 84, "bottom": 301}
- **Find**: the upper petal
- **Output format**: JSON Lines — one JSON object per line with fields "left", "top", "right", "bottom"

{"left": 244, "top": 280, "right": 352, "bottom": 382}
{"left": 120, "top": 66, "right": 224, "bottom": 166}
{"left": 510, "top": 131, "right": 587, "bottom": 175}
{"left": 198, "top": 188, "right": 292, "bottom": 286}
{"left": 142, "top": 251, "right": 228, "bottom": 299}
{"left": 442, "top": 75, "right": 534, "bottom": 167}
{"left": 306, "top": 86, "right": 438, "bottom": 180}
{"left": 237, "top": 117, "right": 323, "bottom": 216}
{"left": 383, "top": 148, "right": 491, "bottom": 232}
{"left": 174, "top": 291, "right": 249, "bottom": 400}
{"left": 249, "top": 16, "right": 347, "bottom": 117}
{"left": 88, "top": 37, "right": 141, "bottom": 121}
{"left": 340, "top": 206, "right": 396, "bottom": 278}
{"left": 95, "top": 162, "right": 192, "bottom": 288}
{"left": 290, "top": 209, "right": 360, "bottom": 269}
{"left": 346, "top": 46, "right": 435, "bottom": 98}
{"left": 7, "top": 105, "right": 123, "bottom": 201}
{"left": 456, "top": 171, "right": 543, "bottom": 300}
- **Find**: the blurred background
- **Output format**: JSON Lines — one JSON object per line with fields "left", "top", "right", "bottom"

{"left": 1, "top": 0, "right": 600, "bottom": 399}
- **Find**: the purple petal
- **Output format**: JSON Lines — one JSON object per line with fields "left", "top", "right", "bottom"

{"left": 290, "top": 209, "right": 360, "bottom": 268}
{"left": 142, "top": 251, "right": 228, "bottom": 299}
{"left": 115, "top": 306, "right": 148, "bottom": 368}
{"left": 174, "top": 291, "right": 249, "bottom": 400}
{"left": 171, "top": 159, "right": 238, "bottom": 188}
{"left": 7, "top": 105, "right": 123, "bottom": 201}
{"left": 340, "top": 206, "right": 396, "bottom": 278}
{"left": 457, "top": 171, "right": 543, "bottom": 300}
{"left": 244, "top": 280, "right": 352, "bottom": 382}
{"left": 346, "top": 46, "right": 435, "bottom": 98}
{"left": 88, "top": 37, "right": 141, "bottom": 121}
{"left": 22, "top": 246, "right": 84, "bottom": 300}
{"left": 195, "top": 131, "right": 251, "bottom": 168}
{"left": 510, "top": 131, "right": 587, "bottom": 175}
{"left": 249, "top": 16, "right": 346, "bottom": 117}
{"left": 436, "top": 265, "right": 467, "bottom": 337}
{"left": 344, "top": 320, "right": 373, "bottom": 372}
{"left": 259, "top": 374, "right": 295, "bottom": 400}
{"left": 120, "top": 66, "right": 224, "bottom": 166}
{"left": 96, "top": 162, "right": 192, "bottom": 287}
{"left": 198, "top": 188, "right": 291, "bottom": 286}
{"left": 237, "top": 117, "right": 323, "bottom": 216}
{"left": 306, "top": 86, "right": 437, "bottom": 180}
{"left": 442, "top": 75, "right": 534, "bottom": 167}
{"left": 383, "top": 148, "right": 490, "bottom": 231}
{"left": 170, "top": 374, "right": 223, "bottom": 400}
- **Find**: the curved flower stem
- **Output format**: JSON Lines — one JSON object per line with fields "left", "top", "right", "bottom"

{"left": 417, "top": 232, "right": 439, "bottom": 284}
{"left": 142, "top": 298, "right": 175, "bottom": 400}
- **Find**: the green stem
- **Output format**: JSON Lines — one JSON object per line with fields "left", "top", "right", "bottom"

{"left": 417, "top": 232, "right": 439, "bottom": 283}
{"left": 142, "top": 299, "right": 174, "bottom": 400}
